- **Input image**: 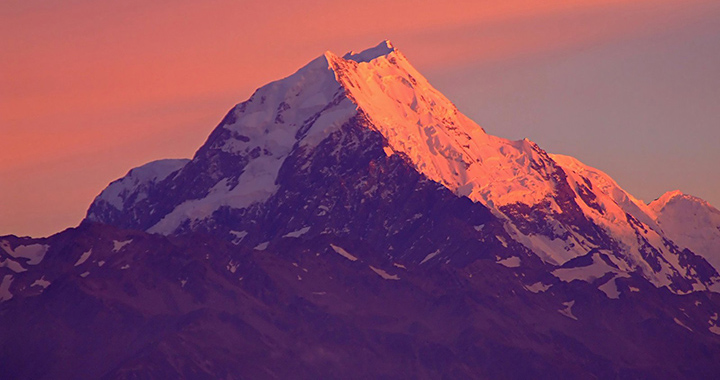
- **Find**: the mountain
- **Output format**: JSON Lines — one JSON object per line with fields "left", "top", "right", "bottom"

{"left": 2, "top": 41, "right": 720, "bottom": 379}
{"left": 650, "top": 190, "right": 720, "bottom": 271}
{"left": 86, "top": 40, "right": 719, "bottom": 294}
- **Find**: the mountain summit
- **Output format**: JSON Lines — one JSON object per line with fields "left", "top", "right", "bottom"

{"left": 4, "top": 42, "right": 720, "bottom": 379}
{"left": 87, "top": 41, "right": 719, "bottom": 294}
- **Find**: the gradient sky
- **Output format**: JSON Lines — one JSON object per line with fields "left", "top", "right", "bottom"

{"left": 2, "top": 0, "right": 719, "bottom": 237}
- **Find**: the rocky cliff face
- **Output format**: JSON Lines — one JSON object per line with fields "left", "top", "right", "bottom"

{"left": 3, "top": 41, "right": 720, "bottom": 379}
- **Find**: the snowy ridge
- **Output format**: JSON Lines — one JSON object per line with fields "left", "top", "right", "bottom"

{"left": 551, "top": 154, "right": 658, "bottom": 229}
{"left": 88, "top": 159, "right": 188, "bottom": 215}
{"left": 328, "top": 46, "right": 558, "bottom": 208}
{"left": 327, "top": 43, "right": 719, "bottom": 292}
{"left": 146, "top": 54, "right": 358, "bottom": 234}
{"left": 546, "top": 155, "right": 720, "bottom": 292}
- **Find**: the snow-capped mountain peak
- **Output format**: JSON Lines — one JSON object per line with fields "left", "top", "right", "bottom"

{"left": 85, "top": 41, "right": 720, "bottom": 295}
{"left": 342, "top": 39, "right": 395, "bottom": 62}
{"left": 650, "top": 190, "right": 720, "bottom": 271}
{"left": 91, "top": 41, "right": 561, "bottom": 234}
{"left": 328, "top": 43, "right": 561, "bottom": 209}
{"left": 7, "top": 41, "right": 720, "bottom": 380}
{"left": 650, "top": 190, "right": 705, "bottom": 212}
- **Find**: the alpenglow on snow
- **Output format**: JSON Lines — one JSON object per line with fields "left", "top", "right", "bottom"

{"left": 87, "top": 40, "right": 720, "bottom": 296}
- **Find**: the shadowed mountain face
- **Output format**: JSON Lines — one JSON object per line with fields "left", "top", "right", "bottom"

{"left": 3, "top": 221, "right": 720, "bottom": 379}
{"left": 2, "top": 41, "right": 720, "bottom": 379}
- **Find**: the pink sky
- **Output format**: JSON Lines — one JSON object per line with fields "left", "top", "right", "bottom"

{"left": 2, "top": 0, "right": 719, "bottom": 236}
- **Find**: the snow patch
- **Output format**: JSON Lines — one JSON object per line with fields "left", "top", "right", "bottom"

{"left": 598, "top": 277, "right": 621, "bottom": 299}
{"left": 283, "top": 226, "right": 311, "bottom": 238}
{"left": 330, "top": 244, "right": 358, "bottom": 261}
{"left": 420, "top": 249, "right": 441, "bottom": 265}
{"left": 504, "top": 223, "right": 588, "bottom": 266}
{"left": 148, "top": 169, "right": 283, "bottom": 234}
{"left": 230, "top": 231, "right": 248, "bottom": 244}
{"left": 254, "top": 242, "right": 269, "bottom": 251}
{"left": 553, "top": 254, "right": 618, "bottom": 283}
{"left": 369, "top": 266, "right": 400, "bottom": 280}
{"left": 80, "top": 271, "right": 90, "bottom": 278}
{"left": 497, "top": 256, "right": 521, "bottom": 268}
{"left": 558, "top": 300, "right": 578, "bottom": 320}
{"left": 525, "top": 282, "right": 551, "bottom": 293}
{"left": 227, "top": 261, "right": 240, "bottom": 273}
{"left": 112, "top": 239, "right": 132, "bottom": 252}
{"left": 0, "top": 258, "right": 26, "bottom": 273}
{"left": 0, "top": 275, "right": 14, "bottom": 301}
{"left": 673, "top": 318, "right": 693, "bottom": 332}
{"left": 74, "top": 249, "right": 92, "bottom": 266}
{"left": 1, "top": 241, "right": 49, "bottom": 265}
{"left": 496, "top": 236, "right": 508, "bottom": 248}
{"left": 31, "top": 277, "right": 51, "bottom": 289}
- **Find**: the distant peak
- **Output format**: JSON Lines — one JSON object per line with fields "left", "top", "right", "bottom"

{"left": 664, "top": 190, "right": 685, "bottom": 199}
{"left": 649, "top": 190, "right": 685, "bottom": 208}
{"left": 342, "top": 40, "right": 396, "bottom": 63}
{"left": 649, "top": 190, "right": 716, "bottom": 212}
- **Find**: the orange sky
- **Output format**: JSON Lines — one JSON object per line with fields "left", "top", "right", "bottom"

{"left": 2, "top": 0, "right": 719, "bottom": 236}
